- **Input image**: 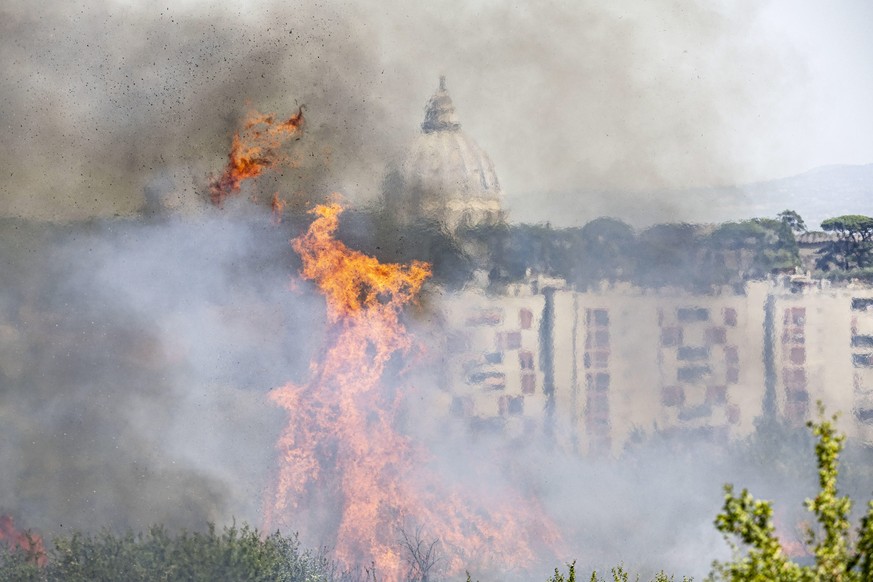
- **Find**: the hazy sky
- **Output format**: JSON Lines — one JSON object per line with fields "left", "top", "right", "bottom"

{"left": 1, "top": 0, "right": 871, "bottom": 222}
{"left": 757, "top": 0, "right": 873, "bottom": 168}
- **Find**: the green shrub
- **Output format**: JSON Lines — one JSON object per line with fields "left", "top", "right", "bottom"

{"left": 546, "top": 562, "right": 689, "bottom": 582}
{"left": 711, "top": 404, "right": 873, "bottom": 581}
{"left": 0, "top": 523, "right": 349, "bottom": 582}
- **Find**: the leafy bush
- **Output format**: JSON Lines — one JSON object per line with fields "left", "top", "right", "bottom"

{"left": 0, "top": 541, "right": 42, "bottom": 582}
{"left": 0, "top": 523, "right": 357, "bottom": 582}
{"left": 711, "top": 405, "right": 873, "bottom": 581}
{"left": 546, "top": 562, "right": 690, "bottom": 582}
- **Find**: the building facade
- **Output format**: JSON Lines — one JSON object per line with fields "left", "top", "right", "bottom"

{"left": 438, "top": 279, "right": 873, "bottom": 454}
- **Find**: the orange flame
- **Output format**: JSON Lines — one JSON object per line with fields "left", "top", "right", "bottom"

{"left": 209, "top": 107, "right": 304, "bottom": 206}
{"left": 264, "top": 203, "right": 559, "bottom": 580}
{"left": 0, "top": 515, "right": 46, "bottom": 567}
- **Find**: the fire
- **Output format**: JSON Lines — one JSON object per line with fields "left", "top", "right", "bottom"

{"left": 209, "top": 106, "right": 304, "bottom": 206}
{"left": 0, "top": 515, "right": 46, "bottom": 567}
{"left": 264, "top": 203, "right": 559, "bottom": 580}
{"left": 271, "top": 192, "right": 286, "bottom": 224}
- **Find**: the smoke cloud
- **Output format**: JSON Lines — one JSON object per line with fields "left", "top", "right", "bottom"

{"left": 1, "top": 0, "right": 802, "bottom": 224}
{"left": 0, "top": 1, "right": 842, "bottom": 580}
{"left": 0, "top": 207, "right": 326, "bottom": 533}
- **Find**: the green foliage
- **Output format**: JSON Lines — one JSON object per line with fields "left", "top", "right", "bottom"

{"left": 735, "top": 415, "right": 815, "bottom": 484}
{"left": 545, "top": 562, "right": 692, "bottom": 582}
{"left": 547, "top": 560, "right": 576, "bottom": 582}
{"left": 572, "top": 218, "right": 637, "bottom": 288}
{"left": 704, "top": 218, "right": 799, "bottom": 280}
{"left": 711, "top": 405, "right": 873, "bottom": 581}
{"left": 818, "top": 215, "right": 873, "bottom": 271}
{"left": 0, "top": 541, "right": 43, "bottom": 582}
{"left": 461, "top": 210, "right": 805, "bottom": 292}
{"left": 778, "top": 211, "right": 807, "bottom": 235}
{"left": 816, "top": 267, "right": 873, "bottom": 284}
{"left": 634, "top": 223, "right": 701, "bottom": 289}
{"left": 712, "top": 485, "right": 804, "bottom": 581}
{"left": 0, "top": 523, "right": 346, "bottom": 582}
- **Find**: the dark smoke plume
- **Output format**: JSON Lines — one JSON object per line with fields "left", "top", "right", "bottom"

{"left": 0, "top": 1, "right": 831, "bottom": 580}
{"left": 1, "top": 0, "right": 801, "bottom": 224}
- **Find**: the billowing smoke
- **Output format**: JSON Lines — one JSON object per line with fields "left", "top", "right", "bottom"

{"left": 0, "top": 206, "right": 329, "bottom": 534}
{"left": 1, "top": 0, "right": 802, "bottom": 224}
{"left": 1, "top": 1, "right": 857, "bottom": 580}
{"left": 0, "top": 0, "right": 405, "bottom": 220}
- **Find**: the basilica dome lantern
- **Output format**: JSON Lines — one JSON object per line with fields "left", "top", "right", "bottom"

{"left": 383, "top": 76, "right": 504, "bottom": 232}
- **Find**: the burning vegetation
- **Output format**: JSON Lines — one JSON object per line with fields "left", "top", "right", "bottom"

{"left": 209, "top": 106, "right": 304, "bottom": 206}
{"left": 205, "top": 108, "right": 562, "bottom": 578}
{"left": 5, "top": 82, "right": 873, "bottom": 581}
{"left": 0, "top": 516, "right": 45, "bottom": 567}
{"left": 264, "top": 203, "right": 559, "bottom": 579}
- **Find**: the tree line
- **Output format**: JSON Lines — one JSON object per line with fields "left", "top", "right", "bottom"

{"left": 464, "top": 210, "right": 873, "bottom": 291}
{"left": 350, "top": 208, "right": 873, "bottom": 292}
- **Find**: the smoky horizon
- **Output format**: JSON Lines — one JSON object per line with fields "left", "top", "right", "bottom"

{"left": 2, "top": 1, "right": 873, "bottom": 580}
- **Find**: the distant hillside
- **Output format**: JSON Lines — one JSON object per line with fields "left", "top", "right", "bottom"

{"left": 508, "top": 163, "right": 873, "bottom": 228}
{"left": 732, "top": 163, "right": 873, "bottom": 229}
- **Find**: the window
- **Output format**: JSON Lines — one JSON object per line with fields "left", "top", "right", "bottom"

{"left": 518, "top": 350, "right": 534, "bottom": 370}
{"left": 783, "top": 330, "right": 805, "bottom": 345}
{"left": 704, "top": 327, "right": 727, "bottom": 345}
{"left": 589, "top": 308, "right": 609, "bottom": 326}
{"left": 466, "top": 308, "right": 503, "bottom": 326}
{"left": 852, "top": 335, "right": 873, "bottom": 348}
{"left": 787, "top": 389, "right": 809, "bottom": 403}
{"left": 591, "top": 350, "right": 609, "bottom": 369}
{"left": 519, "top": 308, "right": 533, "bottom": 330}
{"left": 450, "top": 397, "right": 473, "bottom": 417}
{"left": 678, "top": 346, "right": 709, "bottom": 361}
{"left": 498, "top": 395, "right": 525, "bottom": 416}
{"left": 678, "top": 404, "right": 712, "bottom": 422}
{"left": 852, "top": 298, "right": 873, "bottom": 311}
{"left": 705, "top": 385, "right": 727, "bottom": 405}
{"left": 593, "top": 329, "right": 610, "bottom": 348}
{"left": 678, "top": 365, "right": 710, "bottom": 382}
{"left": 783, "top": 367, "right": 807, "bottom": 389}
{"left": 853, "top": 353, "right": 873, "bottom": 368}
{"left": 468, "top": 370, "right": 504, "bottom": 384}
{"left": 678, "top": 307, "right": 709, "bottom": 322}
{"left": 587, "top": 372, "right": 610, "bottom": 392}
{"left": 723, "top": 307, "right": 738, "bottom": 327}
{"left": 521, "top": 373, "right": 536, "bottom": 394}
{"left": 662, "top": 385, "right": 684, "bottom": 407}
{"left": 785, "top": 307, "right": 806, "bottom": 326}
{"left": 661, "top": 327, "right": 682, "bottom": 347}
{"left": 726, "top": 366, "right": 740, "bottom": 384}
{"left": 496, "top": 331, "right": 522, "bottom": 350}
{"left": 468, "top": 371, "right": 505, "bottom": 390}
{"left": 726, "top": 404, "right": 741, "bottom": 424}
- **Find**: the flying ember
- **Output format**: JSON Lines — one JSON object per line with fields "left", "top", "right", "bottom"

{"left": 209, "top": 106, "right": 304, "bottom": 206}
